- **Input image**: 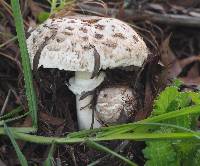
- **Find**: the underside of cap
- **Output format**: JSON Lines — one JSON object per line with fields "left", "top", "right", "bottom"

{"left": 26, "top": 15, "right": 149, "bottom": 72}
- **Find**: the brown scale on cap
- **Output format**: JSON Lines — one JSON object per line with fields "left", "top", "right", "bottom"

{"left": 82, "top": 36, "right": 88, "bottom": 41}
{"left": 83, "top": 22, "right": 91, "bottom": 26}
{"left": 95, "top": 33, "right": 104, "bottom": 39}
{"left": 113, "top": 33, "right": 126, "bottom": 39}
{"left": 79, "top": 27, "right": 88, "bottom": 33}
{"left": 102, "top": 41, "right": 117, "bottom": 48}
{"left": 133, "top": 35, "right": 139, "bottom": 42}
{"left": 56, "top": 37, "right": 65, "bottom": 43}
{"left": 82, "top": 44, "right": 93, "bottom": 50}
{"left": 126, "top": 47, "right": 131, "bottom": 52}
{"left": 62, "top": 32, "right": 73, "bottom": 36}
{"left": 33, "top": 37, "right": 36, "bottom": 44}
{"left": 81, "top": 18, "right": 101, "bottom": 24}
{"left": 111, "top": 25, "right": 115, "bottom": 31}
{"left": 95, "top": 24, "right": 105, "bottom": 30}
{"left": 68, "top": 20, "right": 76, "bottom": 23}
{"left": 65, "top": 27, "right": 74, "bottom": 31}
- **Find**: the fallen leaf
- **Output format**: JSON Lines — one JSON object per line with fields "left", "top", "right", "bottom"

{"left": 160, "top": 34, "right": 182, "bottom": 78}
{"left": 186, "top": 62, "right": 199, "bottom": 78}
{"left": 179, "top": 77, "right": 200, "bottom": 86}
{"left": 39, "top": 111, "right": 65, "bottom": 126}
{"left": 179, "top": 55, "right": 200, "bottom": 68}
{"left": 28, "top": 0, "right": 45, "bottom": 19}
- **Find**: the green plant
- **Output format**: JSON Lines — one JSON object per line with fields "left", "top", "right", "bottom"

{"left": 143, "top": 85, "right": 200, "bottom": 166}
{"left": 47, "top": 0, "right": 75, "bottom": 13}
{"left": 10, "top": 0, "right": 38, "bottom": 131}
{"left": 4, "top": 123, "right": 28, "bottom": 166}
{"left": 37, "top": 0, "right": 75, "bottom": 25}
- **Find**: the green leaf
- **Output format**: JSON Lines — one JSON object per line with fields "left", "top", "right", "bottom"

{"left": 0, "top": 111, "right": 30, "bottom": 126}
{"left": 143, "top": 141, "right": 178, "bottom": 166}
{"left": 11, "top": 0, "right": 38, "bottom": 128}
{"left": 143, "top": 85, "right": 200, "bottom": 166}
{"left": 188, "top": 91, "right": 200, "bottom": 105}
{"left": 152, "top": 86, "right": 190, "bottom": 116}
{"left": 175, "top": 141, "right": 198, "bottom": 164}
{"left": 0, "top": 106, "right": 23, "bottom": 120}
{"left": 4, "top": 123, "right": 28, "bottom": 166}
{"left": 37, "top": 12, "right": 50, "bottom": 23}
{"left": 191, "top": 149, "right": 200, "bottom": 166}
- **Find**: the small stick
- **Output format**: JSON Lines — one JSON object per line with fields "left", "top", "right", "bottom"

{"left": 78, "top": 4, "right": 200, "bottom": 27}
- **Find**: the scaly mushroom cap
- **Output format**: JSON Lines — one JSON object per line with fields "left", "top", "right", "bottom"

{"left": 96, "top": 86, "right": 137, "bottom": 124}
{"left": 26, "top": 15, "right": 148, "bottom": 72}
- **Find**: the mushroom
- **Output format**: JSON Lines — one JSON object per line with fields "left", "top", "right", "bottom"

{"left": 96, "top": 86, "right": 137, "bottom": 125}
{"left": 26, "top": 15, "right": 148, "bottom": 129}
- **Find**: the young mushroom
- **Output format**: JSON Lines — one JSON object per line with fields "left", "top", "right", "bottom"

{"left": 96, "top": 86, "right": 137, "bottom": 125}
{"left": 26, "top": 15, "right": 148, "bottom": 129}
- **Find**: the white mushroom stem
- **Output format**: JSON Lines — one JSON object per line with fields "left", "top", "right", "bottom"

{"left": 68, "top": 71, "right": 105, "bottom": 129}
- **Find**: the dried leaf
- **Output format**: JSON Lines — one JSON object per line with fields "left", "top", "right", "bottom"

{"left": 39, "top": 112, "right": 65, "bottom": 126}
{"left": 179, "top": 77, "right": 200, "bottom": 86}
{"left": 160, "top": 34, "right": 176, "bottom": 66}
{"left": 179, "top": 56, "right": 200, "bottom": 68}
{"left": 28, "top": 0, "right": 45, "bottom": 19}
{"left": 185, "top": 63, "right": 199, "bottom": 78}
{"left": 160, "top": 35, "right": 182, "bottom": 78}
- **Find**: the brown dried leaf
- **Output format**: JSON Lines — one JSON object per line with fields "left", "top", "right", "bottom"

{"left": 160, "top": 34, "right": 176, "bottom": 66}
{"left": 27, "top": 0, "right": 45, "bottom": 19}
{"left": 39, "top": 111, "right": 65, "bottom": 126}
{"left": 179, "top": 77, "right": 200, "bottom": 86}
{"left": 179, "top": 55, "right": 200, "bottom": 68}
{"left": 186, "top": 63, "right": 199, "bottom": 78}
{"left": 173, "top": 55, "right": 200, "bottom": 86}
{"left": 160, "top": 34, "right": 182, "bottom": 78}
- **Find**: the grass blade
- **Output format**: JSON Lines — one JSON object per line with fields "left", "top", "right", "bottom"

{"left": 44, "top": 142, "right": 56, "bottom": 166}
{"left": 1, "top": 129, "right": 200, "bottom": 144}
{"left": 86, "top": 140, "right": 137, "bottom": 166}
{"left": 10, "top": 0, "right": 38, "bottom": 128}
{"left": 0, "top": 111, "right": 30, "bottom": 126}
{"left": 0, "top": 127, "right": 36, "bottom": 135}
{"left": 0, "top": 106, "right": 23, "bottom": 120}
{"left": 68, "top": 105, "right": 200, "bottom": 139}
{"left": 96, "top": 105, "right": 200, "bottom": 137}
{"left": 4, "top": 123, "right": 28, "bottom": 166}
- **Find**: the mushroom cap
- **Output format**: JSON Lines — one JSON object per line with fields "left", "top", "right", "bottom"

{"left": 95, "top": 86, "right": 137, "bottom": 124}
{"left": 27, "top": 15, "right": 149, "bottom": 72}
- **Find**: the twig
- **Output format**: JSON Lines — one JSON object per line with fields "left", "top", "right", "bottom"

{"left": 0, "top": 90, "right": 11, "bottom": 116}
{"left": 0, "top": 89, "right": 19, "bottom": 116}
{"left": 78, "top": 4, "right": 200, "bottom": 27}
